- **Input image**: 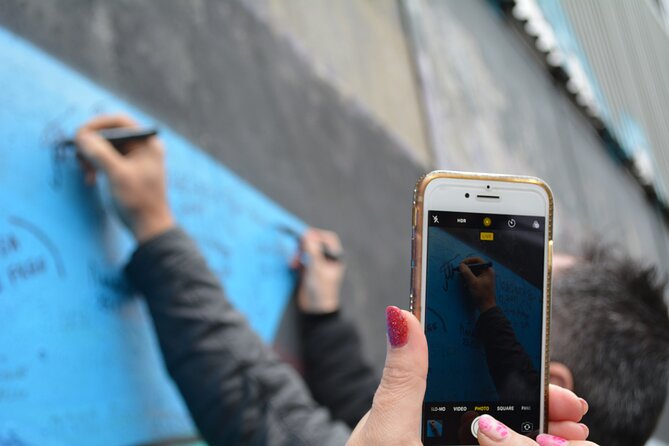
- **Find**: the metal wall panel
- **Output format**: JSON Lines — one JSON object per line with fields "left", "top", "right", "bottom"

{"left": 550, "top": 0, "right": 669, "bottom": 202}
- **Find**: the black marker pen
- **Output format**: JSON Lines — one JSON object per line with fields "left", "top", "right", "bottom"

{"left": 457, "top": 261, "right": 493, "bottom": 276}
{"left": 62, "top": 127, "right": 159, "bottom": 152}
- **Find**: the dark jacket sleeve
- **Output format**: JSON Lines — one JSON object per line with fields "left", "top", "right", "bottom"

{"left": 300, "top": 312, "right": 379, "bottom": 428}
{"left": 125, "top": 228, "right": 350, "bottom": 446}
{"left": 475, "top": 306, "right": 540, "bottom": 402}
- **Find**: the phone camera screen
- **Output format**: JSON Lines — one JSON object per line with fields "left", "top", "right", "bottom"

{"left": 423, "top": 211, "right": 545, "bottom": 445}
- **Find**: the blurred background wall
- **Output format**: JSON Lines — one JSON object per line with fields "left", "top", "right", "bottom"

{"left": 1, "top": 0, "right": 668, "bottom": 443}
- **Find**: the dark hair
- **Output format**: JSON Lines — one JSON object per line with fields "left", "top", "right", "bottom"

{"left": 551, "top": 247, "right": 669, "bottom": 446}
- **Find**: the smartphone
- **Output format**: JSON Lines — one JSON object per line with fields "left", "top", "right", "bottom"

{"left": 410, "top": 171, "right": 553, "bottom": 445}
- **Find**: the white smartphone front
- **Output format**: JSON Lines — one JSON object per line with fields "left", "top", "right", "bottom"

{"left": 411, "top": 172, "right": 553, "bottom": 446}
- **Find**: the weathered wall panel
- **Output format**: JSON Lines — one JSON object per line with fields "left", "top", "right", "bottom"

{"left": 251, "top": 0, "right": 431, "bottom": 164}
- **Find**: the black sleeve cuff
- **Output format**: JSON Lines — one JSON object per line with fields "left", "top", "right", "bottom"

{"left": 299, "top": 310, "right": 342, "bottom": 333}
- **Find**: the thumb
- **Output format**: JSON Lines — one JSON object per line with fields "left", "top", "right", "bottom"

{"left": 353, "top": 306, "right": 427, "bottom": 445}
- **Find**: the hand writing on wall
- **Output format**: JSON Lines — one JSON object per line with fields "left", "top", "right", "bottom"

{"left": 460, "top": 256, "right": 496, "bottom": 312}
{"left": 292, "top": 229, "right": 345, "bottom": 314}
{"left": 75, "top": 115, "right": 174, "bottom": 242}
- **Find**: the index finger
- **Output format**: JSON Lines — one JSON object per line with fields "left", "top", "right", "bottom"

{"left": 318, "top": 230, "right": 343, "bottom": 253}
{"left": 459, "top": 262, "right": 477, "bottom": 283}
{"left": 73, "top": 131, "right": 124, "bottom": 174}
{"left": 476, "top": 415, "right": 536, "bottom": 445}
{"left": 79, "top": 114, "right": 138, "bottom": 131}
{"left": 462, "top": 256, "right": 486, "bottom": 265}
{"left": 302, "top": 234, "right": 324, "bottom": 258}
{"left": 548, "top": 384, "right": 588, "bottom": 422}
{"left": 537, "top": 435, "right": 598, "bottom": 446}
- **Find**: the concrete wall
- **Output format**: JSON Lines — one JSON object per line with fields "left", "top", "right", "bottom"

{"left": 251, "top": 0, "right": 431, "bottom": 164}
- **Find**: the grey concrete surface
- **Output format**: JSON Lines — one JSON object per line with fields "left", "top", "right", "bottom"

{"left": 250, "top": 0, "right": 432, "bottom": 163}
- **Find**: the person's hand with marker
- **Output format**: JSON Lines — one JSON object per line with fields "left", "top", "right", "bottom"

{"left": 75, "top": 115, "right": 175, "bottom": 242}
{"left": 460, "top": 256, "right": 497, "bottom": 312}
{"left": 292, "top": 229, "right": 345, "bottom": 314}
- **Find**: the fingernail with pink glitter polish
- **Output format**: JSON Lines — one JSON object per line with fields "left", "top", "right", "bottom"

{"left": 476, "top": 414, "right": 510, "bottom": 442}
{"left": 385, "top": 306, "right": 408, "bottom": 347}
{"left": 536, "top": 434, "right": 569, "bottom": 446}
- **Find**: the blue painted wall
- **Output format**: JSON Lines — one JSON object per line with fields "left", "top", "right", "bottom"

{"left": 0, "top": 28, "right": 304, "bottom": 445}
